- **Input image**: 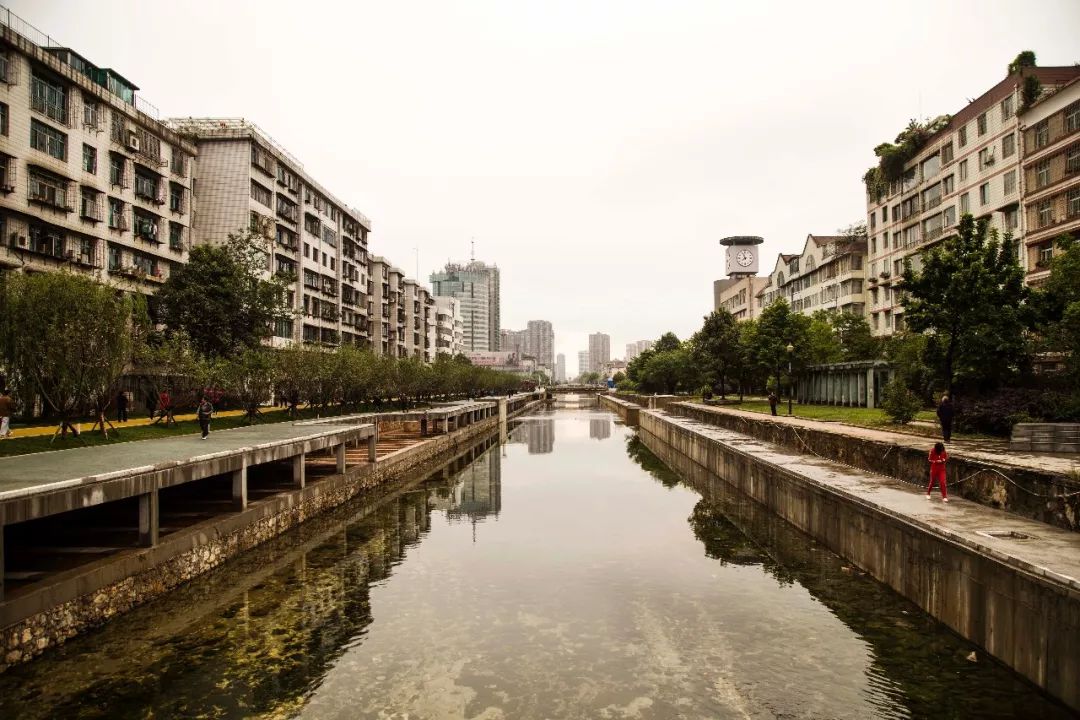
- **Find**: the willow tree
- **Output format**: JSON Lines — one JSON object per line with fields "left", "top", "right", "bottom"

{"left": 1, "top": 272, "right": 134, "bottom": 439}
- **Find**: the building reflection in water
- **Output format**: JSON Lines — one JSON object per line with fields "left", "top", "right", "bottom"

{"left": 589, "top": 417, "right": 611, "bottom": 440}
{"left": 509, "top": 418, "right": 555, "bottom": 454}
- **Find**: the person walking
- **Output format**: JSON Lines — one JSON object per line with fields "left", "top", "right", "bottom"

{"left": 0, "top": 388, "right": 13, "bottom": 439}
{"left": 768, "top": 390, "right": 779, "bottom": 416}
{"left": 937, "top": 393, "right": 954, "bottom": 442}
{"left": 926, "top": 441, "right": 949, "bottom": 502}
{"left": 116, "top": 390, "right": 129, "bottom": 423}
{"left": 197, "top": 396, "right": 214, "bottom": 440}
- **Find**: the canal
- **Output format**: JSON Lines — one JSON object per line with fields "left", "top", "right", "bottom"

{"left": 0, "top": 406, "right": 1072, "bottom": 719}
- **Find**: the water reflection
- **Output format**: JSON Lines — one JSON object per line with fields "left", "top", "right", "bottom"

{"left": 589, "top": 417, "right": 611, "bottom": 440}
{"left": 509, "top": 417, "right": 554, "bottom": 454}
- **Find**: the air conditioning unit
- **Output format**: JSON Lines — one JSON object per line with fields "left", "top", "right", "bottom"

{"left": 127, "top": 131, "right": 141, "bottom": 152}
{"left": 10, "top": 232, "right": 26, "bottom": 247}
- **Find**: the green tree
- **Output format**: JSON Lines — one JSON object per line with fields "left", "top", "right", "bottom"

{"left": 754, "top": 300, "right": 811, "bottom": 400}
{"left": 0, "top": 272, "right": 134, "bottom": 438}
{"left": 639, "top": 347, "right": 700, "bottom": 394}
{"left": 653, "top": 332, "right": 681, "bottom": 353}
{"left": 157, "top": 230, "right": 294, "bottom": 358}
{"left": 734, "top": 320, "right": 762, "bottom": 400}
{"left": 901, "top": 215, "right": 1029, "bottom": 393}
{"left": 806, "top": 310, "right": 843, "bottom": 366}
{"left": 1007, "top": 50, "right": 1036, "bottom": 75}
{"left": 133, "top": 330, "right": 207, "bottom": 426}
{"left": 832, "top": 312, "right": 879, "bottom": 361}
{"left": 1031, "top": 233, "right": 1080, "bottom": 383}
{"left": 880, "top": 377, "right": 922, "bottom": 425}
{"left": 690, "top": 309, "right": 741, "bottom": 399}
{"left": 219, "top": 348, "right": 278, "bottom": 423}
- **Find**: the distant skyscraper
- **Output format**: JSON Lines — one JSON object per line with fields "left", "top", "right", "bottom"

{"left": 588, "top": 332, "right": 610, "bottom": 373}
{"left": 626, "top": 339, "right": 654, "bottom": 362}
{"left": 430, "top": 260, "right": 500, "bottom": 351}
{"left": 578, "top": 351, "right": 591, "bottom": 377}
{"left": 525, "top": 320, "right": 554, "bottom": 369}
{"left": 555, "top": 353, "right": 567, "bottom": 383}
{"left": 500, "top": 328, "right": 526, "bottom": 357}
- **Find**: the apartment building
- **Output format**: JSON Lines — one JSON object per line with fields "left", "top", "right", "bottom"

{"left": 625, "top": 340, "right": 654, "bottom": 363}
{"left": 757, "top": 234, "right": 867, "bottom": 321}
{"left": 434, "top": 295, "right": 463, "bottom": 357}
{"left": 525, "top": 320, "right": 554, "bottom": 369}
{"left": 578, "top": 351, "right": 590, "bottom": 378}
{"left": 864, "top": 67, "right": 1080, "bottom": 336}
{"left": 368, "top": 256, "right": 407, "bottom": 357}
{"left": 167, "top": 118, "right": 370, "bottom": 348}
{"left": 588, "top": 332, "right": 610, "bottom": 373}
{"left": 555, "top": 353, "right": 566, "bottom": 383}
{"left": 1020, "top": 79, "right": 1080, "bottom": 284}
{"left": 430, "top": 260, "right": 500, "bottom": 352}
{"left": 713, "top": 276, "right": 769, "bottom": 321}
{"left": 500, "top": 328, "right": 526, "bottom": 357}
{"left": 0, "top": 12, "right": 196, "bottom": 299}
{"left": 402, "top": 278, "right": 436, "bottom": 362}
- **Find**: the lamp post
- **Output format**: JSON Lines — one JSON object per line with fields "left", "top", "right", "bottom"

{"left": 786, "top": 343, "right": 795, "bottom": 416}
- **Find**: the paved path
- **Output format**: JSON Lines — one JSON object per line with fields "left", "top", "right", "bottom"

{"left": 0, "top": 421, "right": 363, "bottom": 501}
{"left": 3, "top": 408, "right": 284, "bottom": 439}
{"left": 666, "top": 412, "right": 1080, "bottom": 590}
{"left": 693, "top": 404, "right": 1079, "bottom": 478}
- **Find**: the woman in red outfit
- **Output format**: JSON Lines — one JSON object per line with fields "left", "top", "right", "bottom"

{"left": 927, "top": 441, "right": 949, "bottom": 502}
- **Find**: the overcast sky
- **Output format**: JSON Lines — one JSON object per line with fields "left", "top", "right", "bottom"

{"left": 20, "top": 0, "right": 1079, "bottom": 362}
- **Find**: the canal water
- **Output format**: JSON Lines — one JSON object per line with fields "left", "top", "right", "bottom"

{"left": 0, "top": 406, "right": 1072, "bottom": 719}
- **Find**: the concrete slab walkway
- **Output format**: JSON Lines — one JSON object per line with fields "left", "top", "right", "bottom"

{"left": 666, "top": 412, "right": 1080, "bottom": 590}
{"left": 694, "top": 404, "right": 1079, "bottom": 478}
{"left": 2, "top": 408, "right": 284, "bottom": 439}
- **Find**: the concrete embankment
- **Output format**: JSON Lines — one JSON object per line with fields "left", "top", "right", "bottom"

{"left": 668, "top": 402, "right": 1080, "bottom": 532}
{"left": 1, "top": 396, "right": 543, "bottom": 670}
{"left": 631, "top": 406, "right": 1080, "bottom": 711}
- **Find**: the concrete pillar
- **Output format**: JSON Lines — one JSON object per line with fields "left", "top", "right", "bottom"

{"left": 857, "top": 373, "right": 866, "bottom": 407}
{"left": 293, "top": 453, "right": 306, "bottom": 489}
{"left": 232, "top": 460, "right": 248, "bottom": 511}
{"left": 336, "top": 443, "right": 346, "bottom": 474}
{"left": 138, "top": 489, "right": 159, "bottom": 547}
{"left": 866, "top": 368, "right": 876, "bottom": 409}
{"left": 368, "top": 432, "right": 378, "bottom": 462}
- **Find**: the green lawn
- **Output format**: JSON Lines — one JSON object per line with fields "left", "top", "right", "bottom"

{"left": 734, "top": 399, "right": 936, "bottom": 426}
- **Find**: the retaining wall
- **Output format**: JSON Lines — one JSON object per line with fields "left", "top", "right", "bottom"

{"left": 1, "top": 399, "right": 543, "bottom": 670}
{"left": 637, "top": 409, "right": 1080, "bottom": 711}
{"left": 670, "top": 402, "right": 1080, "bottom": 532}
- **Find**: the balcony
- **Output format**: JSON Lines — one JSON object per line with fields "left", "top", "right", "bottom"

{"left": 79, "top": 195, "right": 105, "bottom": 222}
{"left": 28, "top": 176, "right": 74, "bottom": 211}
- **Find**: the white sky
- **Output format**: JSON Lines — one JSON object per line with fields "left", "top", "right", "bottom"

{"left": 19, "top": 0, "right": 1079, "bottom": 362}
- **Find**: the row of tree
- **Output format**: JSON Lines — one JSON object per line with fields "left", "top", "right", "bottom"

{"left": 0, "top": 234, "right": 528, "bottom": 436}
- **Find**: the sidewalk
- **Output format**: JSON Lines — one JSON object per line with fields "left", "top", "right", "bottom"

{"left": 4, "top": 408, "right": 272, "bottom": 439}
{"left": 687, "top": 403, "right": 1079, "bottom": 478}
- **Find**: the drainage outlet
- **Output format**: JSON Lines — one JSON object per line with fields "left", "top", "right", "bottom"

{"left": 975, "top": 530, "right": 1038, "bottom": 541}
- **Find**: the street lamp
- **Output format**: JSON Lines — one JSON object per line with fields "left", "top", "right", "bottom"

{"left": 786, "top": 343, "right": 795, "bottom": 416}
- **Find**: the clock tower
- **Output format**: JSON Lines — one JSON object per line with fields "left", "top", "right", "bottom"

{"left": 720, "top": 235, "right": 763, "bottom": 277}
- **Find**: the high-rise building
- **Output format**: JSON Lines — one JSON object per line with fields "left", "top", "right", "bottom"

{"left": 555, "top": 353, "right": 567, "bottom": 383}
{"left": 403, "top": 278, "right": 435, "bottom": 362}
{"left": 0, "top": 11, "right": 197, "bottom": 302}
{"left": 499, "top": 328, "right": 526, "bottom": 358}
{"left": 369, "top": 256, "right": 406, "bottom": 356}
{"left": 756, "top": 233, "right": 868, "bottom": 319}
{"left": 588, "top": 332, "right": 610, "bottom": 372}
{"left": 167, "top": 118, "right": 371, "bottom": 347}
{"left": 625, "top": 340, "right": 654, "bottom": 363}
{"left": 434, "top": 296, "right": 463, "bottom": 357}
{"left": 578, "top": 351, "right": 591, "bottom": 378}
{"left": 1019, "top": 79, "right": 1080, "bottom": 285}
{"left": 863, "top": 65, "right": 1080, "bottom": 336}
{"left": 430, "top": 260, "right": 500, "bottom": 351}
{"left": 525, "top": 320, "right": 554, "bottom": 369}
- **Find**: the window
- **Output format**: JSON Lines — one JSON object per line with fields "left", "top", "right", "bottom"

{"left": 28, "top": 170, "right": 71, "bottom": 209}
{"left": 1068, "top": 187, "right": 1080, "bottom": 218}
{"left": 960, "top": 192, "right": 970, "bottom": 214}
{"left": 959, "top": 159, "right": 968, "bottom": 181}
{"left": 958, "top": 126, "right": 967, "bottom": 147}
{"left": 1003, "top": 169, "right": 1016, "bottom": 195}
{"left": 1067, "top": 146, "right": 1080, "bottom": 174}
{"left": 1035, "top": 159, "right": 1050, "bottom": 188}
{"left": 1067, "top": 102, "right": 1080, "bottom": 133}
{"left": 1034, "top": 120, "right": 1049, "bottom": 149}
{"left": 979, "top": 183, "right": 990, "bottom": 206}
{"left": 134, "top": 168, "right": 159, "bottom": 202}
{"left": 322, "top": 226, "right": 337, "bottom": 247}
{"left": 30, "top": 119, "right": 67, "bottom": 160}
{"left": 31, "top": 72, "right": 68, "bottom": 124}
{"left": 250, "top": 180, "right": 272, "bottom": 208}
{"left": 303, "top": 242, "right": 310, "bottom": 259}
{"left": 304, "top": 214, "right": 321, "bottom": 236}
{"left": 941, "top": 142, "right": 954, "bottom": 164}
{"left": 0, "top": 101, "right": 7, "bottom": 135}
{"left": 921, "top": 154, "right": 940, "bottom": 180}
{"left": 978, "top": 146, "right": 995, "bottom": 170}
{"left": 108, "top": 198, "right": 126, "bottom": 229}
{"left": 977, "top": 112, "right": 988, "bottom": 136}
{"left": 882, "top": 207, "right": 888, "bottom": 222}
{"left": 276, "top": 225, "right": 297, "bottom": 250}
{"left": 1037, "top": 199, "right": 1053, "bottom": 228}
{"left": 1001, "top": 95, "right": 1015, "bottom": 121}
{"left": 892, "top": 232, "right": 900, "bottom": 248}
{"left": 169, "top": 222, "right": 184, "bottom": 251}
{"left": 1038, "top": 243, "right": 1054, "bottom": 267}
{"left": 944, "top": 205, "right": 957, "bottom": 227}
{"left": 870, "top": 214, "right": 876, "bottom": 230}
{"left": 169, "top": 184, "right": 184, "bottom": 213}
{"left": 276, "top": 194, "right": 298, "bottom": 222}
{"left": 170, "top": 149, "right": 186, "bottom": 177}
{"left": 82, "top": 143, "right": 96, "bottom": 174}
{"left": 870, "top": 236, "right": 877, "bottom": 254}
{"left": 1002, "top": 133, "right": 1015, "bottom": 158}
{"left": 941, "top": 174, "right": 954, "bottom": 195}
{"left": 1004, "top": 207, "right": 1019, "bottom": 230}
{"left": 251, "top": 144, "right": 274, "bottom": 175}
{"left": 133, "top": 209, "right": 160, "bottom": 242}
{"left": 80, "top": 187, "right": 102, "bottom": 221}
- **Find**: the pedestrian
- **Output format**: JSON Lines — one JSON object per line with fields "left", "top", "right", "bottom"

{"left": 767, "top": 390, "right": 778, "bottom": 416}
{"left": 116, "top": 390, "right": 129, "bottom": 423}
{"left": 937, "top": 393, "right": 954, "bottom": 442}
{"left": 0, "top": 387, "right": 13, "bottom": 439}
{"left": 197, "top": 395, "right": 214, "bottom": 440}
{"left": 926, "top": 441, "right": 949, "bottom": 502}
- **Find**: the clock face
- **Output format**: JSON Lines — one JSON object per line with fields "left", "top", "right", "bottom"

{"left": 736, "top": 249, "right": 755, "bottom": 267}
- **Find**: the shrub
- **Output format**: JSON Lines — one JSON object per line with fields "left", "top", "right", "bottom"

{"left": 881, "top": 378, "right": 922, "bottom": 424}
{"left": 955, "top": 388, "right": 1080, "bottom": 436}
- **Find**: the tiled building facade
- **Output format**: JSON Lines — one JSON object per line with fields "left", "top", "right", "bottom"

{"left": 0, "top": 19, "right": 195, "bottom": 302}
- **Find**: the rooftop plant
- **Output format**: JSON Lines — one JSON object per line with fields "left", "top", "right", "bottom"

{"left": 863, "top": 115, "right": 952, "bottom": 197}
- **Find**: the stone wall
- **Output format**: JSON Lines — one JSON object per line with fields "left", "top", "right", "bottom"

{"left": 670, "top": 402, "right": 1080, "bottom": 532}
{"left": 599, "top": 395, "right": 639, "bottom": 426}
{"left": 637, "top": 409, "right": 1080, "bottom": 711}
{"left": 1, "top": 400, "right": 543, "bottom": 671}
